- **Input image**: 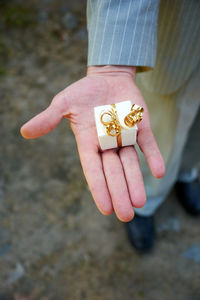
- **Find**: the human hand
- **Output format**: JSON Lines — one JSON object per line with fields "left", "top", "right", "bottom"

{"left": 21, "top": 65, "right": 165, "bottom": 222}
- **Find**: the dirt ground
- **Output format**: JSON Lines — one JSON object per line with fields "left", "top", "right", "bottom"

{"left": 0, "top": 1, "right": 200, "bottom": 299}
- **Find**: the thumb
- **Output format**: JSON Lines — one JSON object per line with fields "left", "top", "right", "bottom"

{"left": 20, "top": 92, "right": 69, "bottom": 139}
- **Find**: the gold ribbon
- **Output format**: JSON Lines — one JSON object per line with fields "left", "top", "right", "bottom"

{"left": 124, "top": 104, "right": 144, "bottom": 127}
{"left": 100, "top": 104, "right": 122, "bottom": 147}
{"left": 100, "top": 103, "right": 144, "bottom": 148}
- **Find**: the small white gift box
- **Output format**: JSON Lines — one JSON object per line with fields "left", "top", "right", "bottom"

{"left": 94, "top": 100, "right": 138, "bottom": 151}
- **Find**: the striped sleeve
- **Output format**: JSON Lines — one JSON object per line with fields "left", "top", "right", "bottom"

{"left": 86, "top": 0, "right": 160, "bottom": 68}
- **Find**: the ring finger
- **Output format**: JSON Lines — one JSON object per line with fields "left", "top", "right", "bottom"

{"left": 119, "top": 146, "right": 146, "bottom": 208}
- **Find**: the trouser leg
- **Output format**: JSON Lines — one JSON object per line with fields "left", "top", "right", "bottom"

{"left": 178, "top": 109, "right": 200, "bottom": 182}
{"left": 134, "top": 73, "right": 200, "bottom": 216}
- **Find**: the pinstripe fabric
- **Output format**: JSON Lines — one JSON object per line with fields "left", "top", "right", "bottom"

{"left": 135, "top": 0, "right": 200, "bottom": 94}
{"left": 87, "top": 0, "right": 160, "bottom": 68}
{"left": 87, "top": 0, "right": 200, "bottom": 93}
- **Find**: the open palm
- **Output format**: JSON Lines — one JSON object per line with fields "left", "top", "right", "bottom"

{"left": 21, "top": 71, "right": 165, "bottom": 222}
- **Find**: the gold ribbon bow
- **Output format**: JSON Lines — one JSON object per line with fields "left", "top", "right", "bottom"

{"left": 124, "top": 104, "right": 144, "bottom": 127}
{"left": 100, "top": 103, "right": 144, "bottom": 148}
{"left": 100, "top": 104, "right": 122, "bottom": 147}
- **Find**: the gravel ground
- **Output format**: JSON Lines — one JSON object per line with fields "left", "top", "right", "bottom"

{"left": 0, "top": 1, "right": 200, "bottom": 299}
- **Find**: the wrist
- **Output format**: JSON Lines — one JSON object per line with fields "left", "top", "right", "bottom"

{"left": 87, "top": 65, "right": 136, "bottom": 79}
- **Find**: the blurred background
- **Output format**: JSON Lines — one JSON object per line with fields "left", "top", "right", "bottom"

{"left": 0, "top": 0, "right": 200, "bottom": 299}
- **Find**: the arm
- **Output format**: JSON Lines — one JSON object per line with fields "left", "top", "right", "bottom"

{"left": 87, "top": 0, "right": 160, "bottom": 68}
{"left": 20, "top": 1, "right": 164, "bottom": 223}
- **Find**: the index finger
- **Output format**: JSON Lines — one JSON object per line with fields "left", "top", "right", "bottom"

{"left": 75, "top": 131, "right": 114, "bottom": 216}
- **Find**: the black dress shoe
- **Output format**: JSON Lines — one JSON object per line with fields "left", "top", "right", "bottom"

{"left": 125, "top": 214, "right": 155, "bottom": 253}
{"left": 175, "top": 179, "right": 200, "bottom": 216}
